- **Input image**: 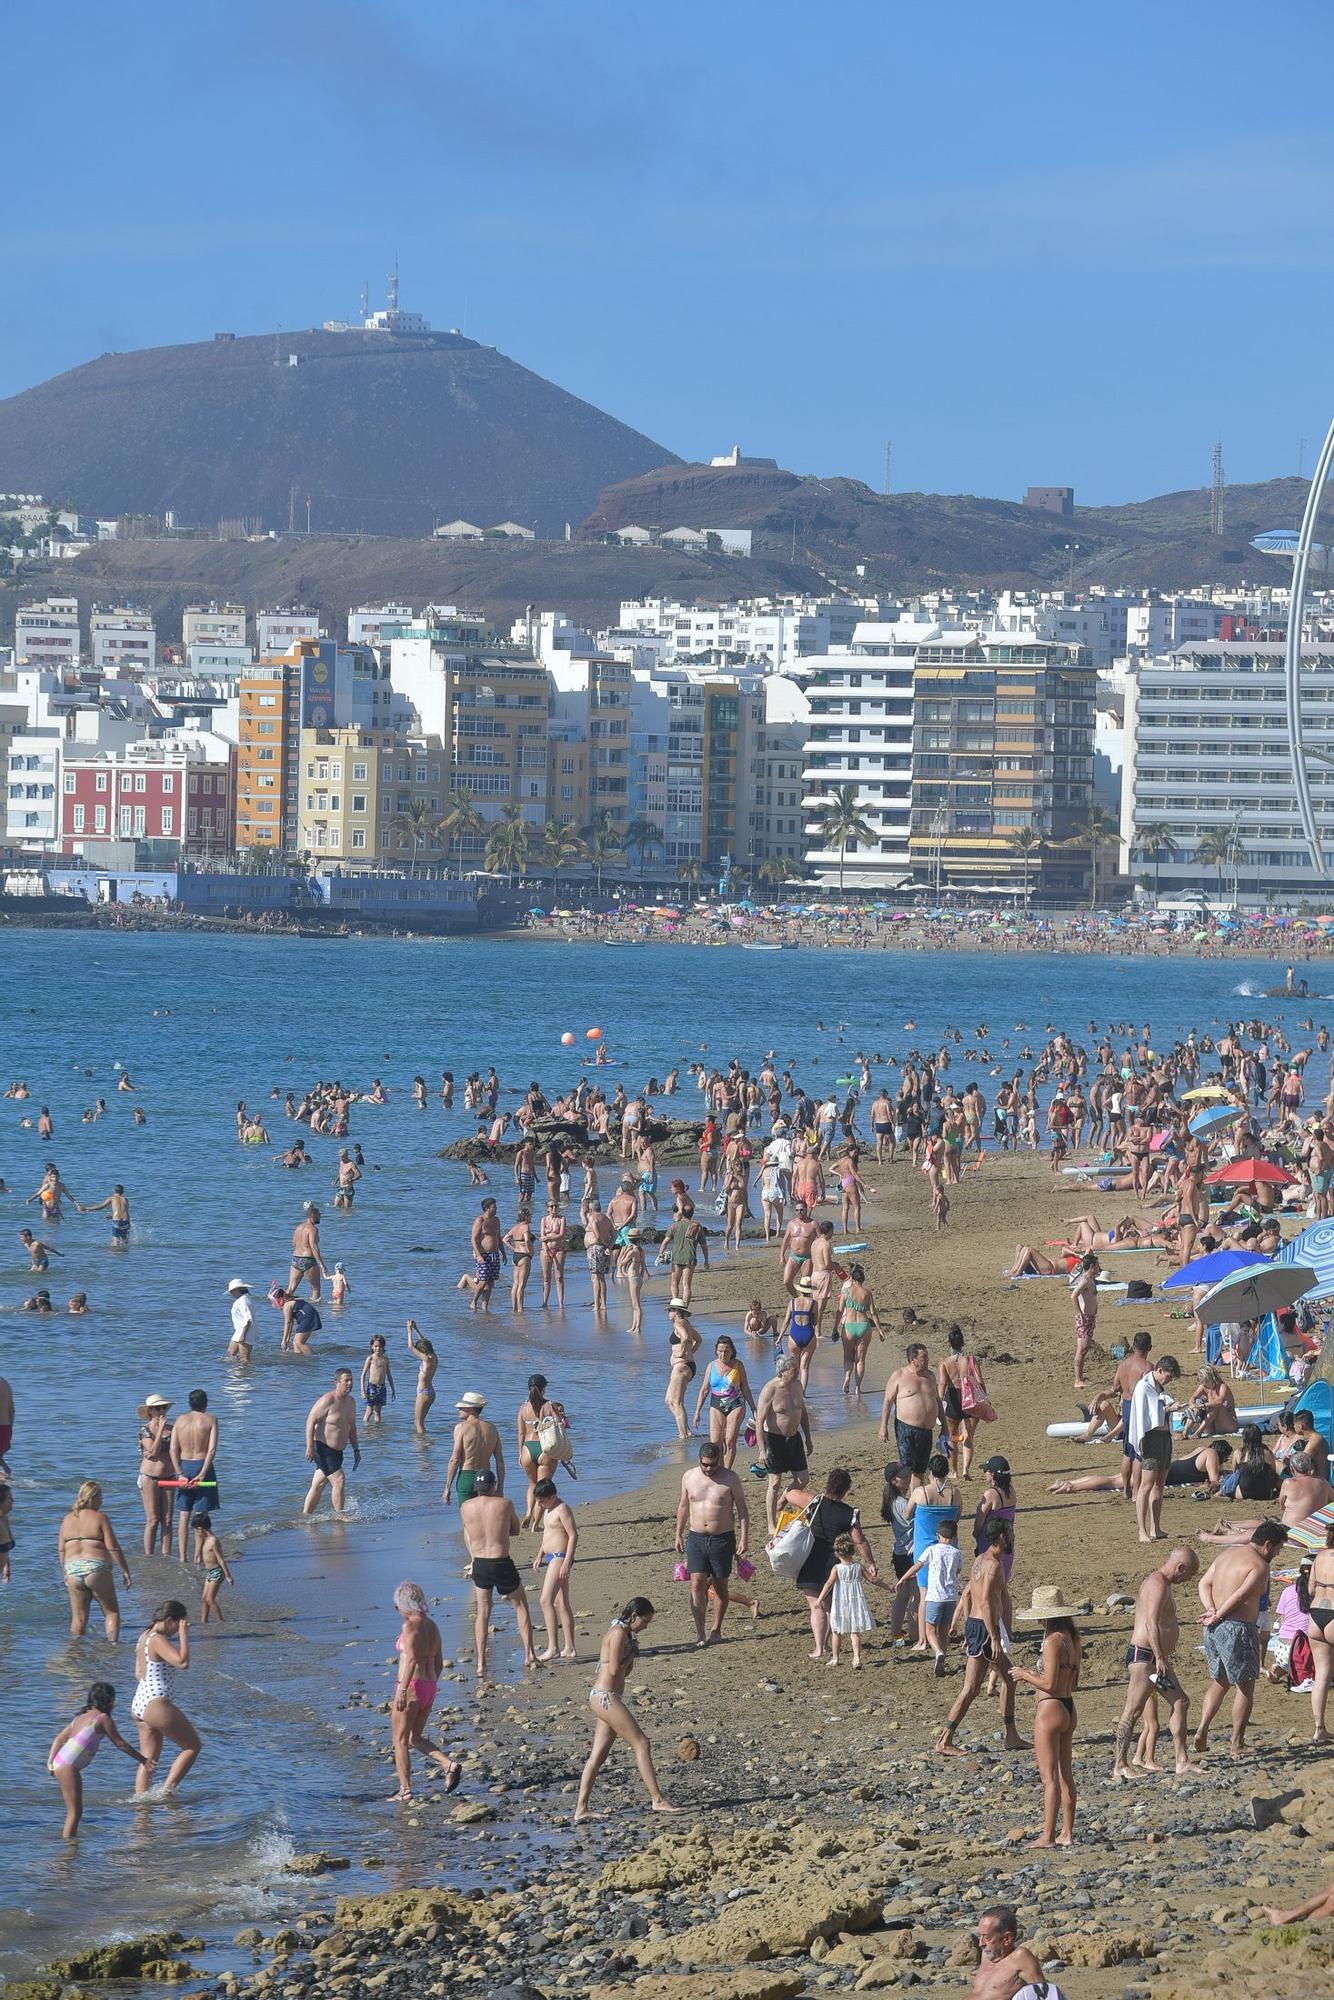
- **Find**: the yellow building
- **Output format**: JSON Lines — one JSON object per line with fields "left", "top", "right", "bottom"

{"left": 299, "top": 726, "right": 451, "bottom": 864}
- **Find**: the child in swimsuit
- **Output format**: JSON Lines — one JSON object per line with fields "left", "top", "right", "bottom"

{"left": 194, "top": 1513, "right": 235, "bottom": 1622}
{"left": 48, "top": 1681, "right": 149, "bottom": 1836}
{"left": 360, "top": 1335, "right": 395, "bottom": 1425}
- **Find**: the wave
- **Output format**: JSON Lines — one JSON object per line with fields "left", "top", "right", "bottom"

{"left": 1232, "top": 980, "right": 1260, "bottom": 997}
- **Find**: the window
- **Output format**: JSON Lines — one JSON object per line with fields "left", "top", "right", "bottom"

{"left": 96, "top": 772, "right": 108, "bottom": 792}
{"left": 258, "top": 694, "right": 278, "bottom": 708}
{"left": 135, "top": 773, "right": 147, "bottom": 793}
{"left": 119, "top": 806, "right": 132, "bottom": 833}
{"left": 72, "top": 804, "right": 85, "bottom": 831}
{"left": 329, "top": 794, "right": 340, "bottom": 811}
{"left": 95, "top": 806, "right": 106, "bottom": 833}
{"left": 162, "top": 773, "right": 175, "bottom": 794}
{"left": 352, "top": 794, "right": 367, "bottom": 814}
{"left": 188, "top": 808, "right": 198, "bottom": 836}
{"left": 161, "top": 807, "right": 173, "bottom": 835}
{"left": 416, "top": 764, "right": 427, "bottom": 783}
{"left": 561, "top": 784, "right": 574, "bottom": 802}
{"left": 331, "top": 762, "right": 341, "bottom": 780}
{"left": 351, "top": 829, "right": 366, "bottom": 850}
{"left": 353, "top": 762, "right": 368, "bottom": 781}
{"left": 134, "top": 806, "right": 146, "bottom": 834}
{"left": 63, "top": 773, "right": 76, "bottom": 794}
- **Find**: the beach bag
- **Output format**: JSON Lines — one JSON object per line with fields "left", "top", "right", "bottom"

{"left": 671, "top": 1559, "right": 689, "bottom": 1583}
{"left": 1126, "top": 1279, "right": 1154, "bottom": 1302}
{"left": 736, "top": 1555, "right": 756, "bottom": 1582}
{"left": 972, "top": 1397, "right": 998, "bottom": 1423}
{"left": 960, "top": 1357, "right": 983, "bottom": 1412}
{"left": 767, "top": 1500, "right": 817, "bottom": 1579}
{"left": 537, "top": 1409, "right": 574, "bottom": 1463}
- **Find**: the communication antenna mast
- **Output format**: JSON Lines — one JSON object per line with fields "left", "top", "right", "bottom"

{"left": 1210, "top": 440, "right": 1225, "bottom": 536}
{"left": 387, "top": 258, "right": 400, "bottom": 319}
{"left": 360, "top": 278, "right": 369, "bottom": 324}
{"left": 883, "top": 440, "right": 893, "bottom": 496}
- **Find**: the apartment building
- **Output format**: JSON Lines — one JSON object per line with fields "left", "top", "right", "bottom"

{"left": 15, "top": 597, "right": 79, "bottom": 672}
{"left": 90, "top": 607, "right": 155, "bottom": 676}
{"left": 59, "top": 735, "right": 233, "bottom": 857}
{"left": 547, "top": 656, "right": 630, "bottom": 836}
{"left": 628, "top": 666, "right": 766, "bottom": 870}
{"left": 909, "top": 630, "right": 1096, "bottom": 895}
{"left": 257, "top": 608, "right": 321, "bottom": 655}
{"left": 346, "top": 603, "right": 415, "bottom": 649}
{"left": 235, "top": 640, "right": 394, "bottom": 851}
{"left": 1122, "top": 640, "right": 1334, "bottom": 901}
{"left": 802, "top": 619, "right": 925, "bottom": 888}
{"left": 618, "top": 595, "right": 882, "bottom": 668}
{"left": 296, "top": 724, "right": 453, "bottom": 864}
{"left": 547, "top": 723, "right": 590, "bottom": 828}
{"left": 182, "top": 604, "right": 247, "bottom": 651}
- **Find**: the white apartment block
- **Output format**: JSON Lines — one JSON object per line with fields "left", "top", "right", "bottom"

{"left": 1122, "top": 640, "right": 1334, "bottom": 903}
{"left": 347, "top": 603, "right": 416, "bottom": 649}
{"left": 6, "top": 731, "right": 61, "bottom": 845}
{"left": 1123, "top": 599, "right": 1224, "bottom": 658}
{"left": 182, "top": 604, "right": 247, "bottom": 651}
{"left": 801, "top": 619, "right": 926, "bottom": 887}
{"left": 257, "top": 609, "right": 321, "bottom": 655}
{"left": 618, "top": 596, "right": 882, "bottom": 669}
{"left": 90, "top": 607, "right": 155, "bottom": 676}
{"left": 186, "top": 642, "right": 253, "bottom": 679}
{"left": 548, "top": 655, "right": 632, "bottom": 833}
{"left": 15, "top": 597, "right": 79, "bottom": 672}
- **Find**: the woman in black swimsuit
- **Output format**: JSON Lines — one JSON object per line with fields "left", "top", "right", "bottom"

{"left": 1013, "top": 1598, "right": 1081, "bottom": 1848}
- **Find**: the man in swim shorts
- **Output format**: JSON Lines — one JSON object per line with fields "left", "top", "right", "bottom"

{"left": 288, "top": 1205, "right": 327, "bottom": 1300}
{"left": 674, "top": 1441, "right": 750, "bottom": 1648}
{"left": 303, "top": 1368, "right": 360, "bottom": 1516}
{"left": 458, "top": 1470, "right": 535, "bottom": 1677}
{"left": 755, "top": 1354, "right": 812, "bottom": 1532}
{"left": 466, "top": 1198, "right": 504, "bottom": 1315}
{"left": 879, "top": 1342, "right": 941, "bottom": 1475}
{"left": 444, "top": 1392, "right": 504, "bottom": 1529}
{"left": 1196, "top": 1521, "right": 1287, "bottom": 1758}
{"left": 584, "top": 1200, "right": 613, "bottom": 1316}
{"left": 170, "top": 1388, "right": 220, "bottom": 1558}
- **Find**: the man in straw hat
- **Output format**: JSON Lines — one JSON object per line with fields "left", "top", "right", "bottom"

{"left": 1112, "top": 1546, "right": 1199, "bottom": 1781}
{"left": 444, "top": 1393, "right": 504, "bottom": 1557}
{"left": 225, "top": 1279, "right": 253, "bottom": 1363}
{"left": 937, "top": 1517, "right": 1027, "bottom": 1756}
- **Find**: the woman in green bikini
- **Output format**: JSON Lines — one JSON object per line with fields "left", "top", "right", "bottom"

{"left": 836, "top": 1264, "right": 885, "bottom": 1396}
{"left": 57, "top": 1480, "right": 133, "bottom": 1641}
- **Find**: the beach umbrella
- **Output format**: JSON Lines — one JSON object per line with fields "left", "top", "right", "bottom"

{"left": 1196, "top": 1261, "right": 1315, "bottom": 1322}
{"left": 1189, "top": 1104, "right": 1244, "bottom": 1137}
{"left": 1205, "top": 1159, "right": 1295, "bottom": 1188}
{"left": 1279, "top": 1219, "right": 1334, "bottom": 1300}
{"left": 1161, "top": 1249, "right": 1272, "bottom": 1291}
{"left": 1183, "top": 1085, "right": 1233, "bottom": 1102}
{"left": 528, "top": 908, "right": 547, "bottom": 917}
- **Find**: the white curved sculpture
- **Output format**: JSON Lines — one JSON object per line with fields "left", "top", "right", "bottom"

{"left": 1285, "top": 417, "right": 1334, "bottom": 877}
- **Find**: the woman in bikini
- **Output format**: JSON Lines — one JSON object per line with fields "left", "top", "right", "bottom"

{"left": 504, "top": 1205, "right": 534, "bottom": 1312}
{"left": 836, "top": 1264, "right": 884, "bottom": 1396}
{"left": 1013, "top": 1605, "right": 1081, "bottom": 1847}
{"left": 573, "top": 1598, "right": 678, "bottom": 1823}
{"left": 137, "top": 1396, "right": 175, "bottom": 1556}
{"left": 1305, "top": 1522, "right": 1334, "bottom": 1745}
{"left": 538, "top": 1198, "right": 567, "bottom": 1310}
{"left": 405, "top": 1320, "right": 437, "bottom": 1435}
{"left": 665, "top": 1301, "right": 702, "bottom": 1441}
{"left": 691, "top": 1336, "right": 756, "bottom": 1469}
{"left": 58, "top": 1480, "right": 132, "bottom": 1641}
{"left": 389, "top": 1581, "right": 461, "bottom": 1801}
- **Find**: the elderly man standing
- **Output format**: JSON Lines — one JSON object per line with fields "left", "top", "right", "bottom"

{"left": 1112, "top": 1546, "right": 1199, "bottom": 1780}
{"left": 302, "top": 1368, "right": 360, "bottom": 1516}
{"left": 878, "top": 1342, "right": 941, "bottom": 1475}
{"left": 755, "top": 1354, "right": 812, "bottom": 1534}
{"left": 674, "top": 1441, "right": 750, "bottom": 1648}
{"left": 1197, "top": 1520, "right": 1289, "bottom": 1758}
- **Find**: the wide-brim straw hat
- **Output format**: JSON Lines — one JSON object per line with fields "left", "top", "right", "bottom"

{"left": 795, "top": 1278, "right": 816, "bottom": 1295}
{"left": 1016, "top": 1584, "right": 1080, "bottom": 1622}
{"left": 138, "top": 1394, "right": 172, "bottom": 1418}
{"left": 457, "top": 1391, "right": 487, "bottom": 1411}
{"left": 668, "top": 1296, "right": 690, "bottom": 1311}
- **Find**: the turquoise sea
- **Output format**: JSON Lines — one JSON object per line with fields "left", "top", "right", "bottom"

{"left": 1, "top": 931, "right": 1328, "bottom": 1973}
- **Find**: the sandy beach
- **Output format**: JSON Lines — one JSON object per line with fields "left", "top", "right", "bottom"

{"left": 36, "top": 1147, "right": 1334, "bottom": 2000}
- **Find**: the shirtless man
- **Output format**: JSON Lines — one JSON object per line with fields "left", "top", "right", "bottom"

{"left": 674, "top": 1441, "right": 750, "bottom": 1647}
{"left": 1196, "top": 1520, "right": 1288, "bottom": 1758}
{"left": 531, "top": 1476, "right": 578, "bottom": 1660}
{"left": 287, "top": 1205, "right": 327, "bottom": 1300}
{"left": 1201, "top": 1452, "right": 1334, "bottom": 1539}
{"left": 19, "top": 1227, "right": 59, "bottom": 1272}
{"left": 779, "top": 1202, "right": 818, "bottom": 1299}
{"left": 302, "top": 1368, "right": 361, "bottom": 1515}
{"left": 1069, "top": 1253, "right": 1100, "bottom": 1391}
{"left": 808, "top": 1221, "right": 836, "bottom": 1337}
{"left": 755, "top": 1354, "right": 812, "bottom": 1533}
{"left": 1112, "top": 1546, "right": 1199, "bottom": 1780}
{"left": 170, "top": 1389, "right": 220, "bottom": 1560}
{"left": 607, "top": 1176, "right": 638, "bottom": 1259}
{"left": 463, "top": 1198, "right": 505, "bottom": 1314}
{"left": 443, "top": 1391, "right": 505, "bottom": 1520}
{"left": 333, "top": 1150, "right": 361, "bottom": 1211}
{"left": 936, "top": 1519, "right": 1026, "bottom": 1755}
{"left": 458, "top": 1470, "right": 536, "bottom": 1678}
{"left": 879, "top": 1343, "right": 941, "bottom": 1475}
{"left": 969, "top": 1907, "right": 1046, "bottom": 2000}
{"left": 80, "top": 1184, "right": 131, "bottom": 1247}
{"left": 584, "top": 1201, "right": 614, "bottom": 1318}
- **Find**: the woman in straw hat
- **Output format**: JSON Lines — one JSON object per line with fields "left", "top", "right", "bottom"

{"left": 137, "top": 1396, "right": 175, "bottom": 1555}
{"left": 1012, "top": 1586, "right": 1082, "bottom": 1847}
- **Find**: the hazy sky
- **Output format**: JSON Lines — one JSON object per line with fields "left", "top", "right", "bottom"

{"left": 6, "top": 0, "right": 1333, "bottom": 504}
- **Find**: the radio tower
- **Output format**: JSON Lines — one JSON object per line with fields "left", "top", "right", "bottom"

{"left": 1210, "top": 440, "right": 1225, "bottom": 536}
{"left": 883, "top": 440, "right": 893, "bottom": 496}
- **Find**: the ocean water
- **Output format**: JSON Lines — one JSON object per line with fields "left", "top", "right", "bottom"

{"left": 0, "top": 930, "right": 1327, "bottom": 1972}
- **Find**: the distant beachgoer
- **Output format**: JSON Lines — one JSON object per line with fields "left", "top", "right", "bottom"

{"left": 79, "top": 1183, "right": 131, "bottom": 1246}
{"left": 531, "top": 1477, "right": 579, "bottom": 1660}
{"left": 194, "top": 1512, "right": 234, "bottom": 1622}
{"left": 287, "top": 1204, "right": 327, "bottom": 1299}
{"left": 360, "top": 1334, "right": 395, "bottom": 1425}
{"left": 302, "top": 1369, "right": 361, "bottom": 1516}
{"left": 170, "top": 1390, "right": 220, "bottom": 1560}
{"left": 406, "top": 1320, "right": 438, "bottom": 1434}
{"left": 458, "top": 1470, "right": 535, "bottom": 1678}
{"left": 444, "top": 1392, "right": 504, "bottom": 1519}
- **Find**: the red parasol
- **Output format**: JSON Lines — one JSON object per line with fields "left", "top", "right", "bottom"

{"left": 1204, "top": 1160, "right": 1295, "bottom": 1187}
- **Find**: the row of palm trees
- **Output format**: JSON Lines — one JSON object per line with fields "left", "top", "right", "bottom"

{"left": 380, "top": 791, "right": 794, "bottom": 895}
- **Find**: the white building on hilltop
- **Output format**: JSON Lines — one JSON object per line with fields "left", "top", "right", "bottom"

{"left": 618, "top": 595, "right": 884, "bottom": 669}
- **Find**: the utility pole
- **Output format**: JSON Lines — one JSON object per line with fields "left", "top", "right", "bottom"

{"left": 883, "top": 440, "right": 892, "bottom": 496}
{"left": 288, "top": 484, "right": 297, "bottom": 534}
{"left": 306, "top": 495, "right": 312, "bottom": 536}
{"left": 1210, "top": 441, "right": 1225, "bottom": 537}
{"left": 1064, "top": 541, "right": 1080, "bottom": 594}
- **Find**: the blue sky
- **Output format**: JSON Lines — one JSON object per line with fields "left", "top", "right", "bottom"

{"left": 5, "top": 0, "right": 1334, "bottom": 504}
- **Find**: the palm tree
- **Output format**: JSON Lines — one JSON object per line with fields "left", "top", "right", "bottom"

{"left": 1061, "top": 807, "right": 1120, "bottom": 908}
{"left": 581, "top": 810, "right": 625, "bottom": 898}
{"left": 818, "top": 784, "right": 875, "bottom": 895}
{"left": 1133, "top": 822, "right": 1179, "bottom": 904}
{"left": 758, "top": 853, "right": 789, "bottom": 896}
{"left": 1007, "top": 825, "right": 1042, "bottom": 913}
{"left": 483, "top": 801, "right": 531, "bottom": 886}
{"left": 1195, "top": 822, "right": 1247, "bottom": 908}
{"left": 389, "top": 796, "right": 439, "bottom": 876}
{"left": 624, "top": 816, "right": 664, "bottom": 882}
{"left": 439, "top": 786, "right": 485, "bottom": 876}
{"left": 677, "top": 856, "right": 703, "bottom": 896}
{"left": 540, "top": 817, "right": 586, "bottom": 898}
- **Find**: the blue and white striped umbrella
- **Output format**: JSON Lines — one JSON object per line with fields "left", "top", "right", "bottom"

{"left": 1280, "top": 1220, "right": 1334, "bottom": 1301}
